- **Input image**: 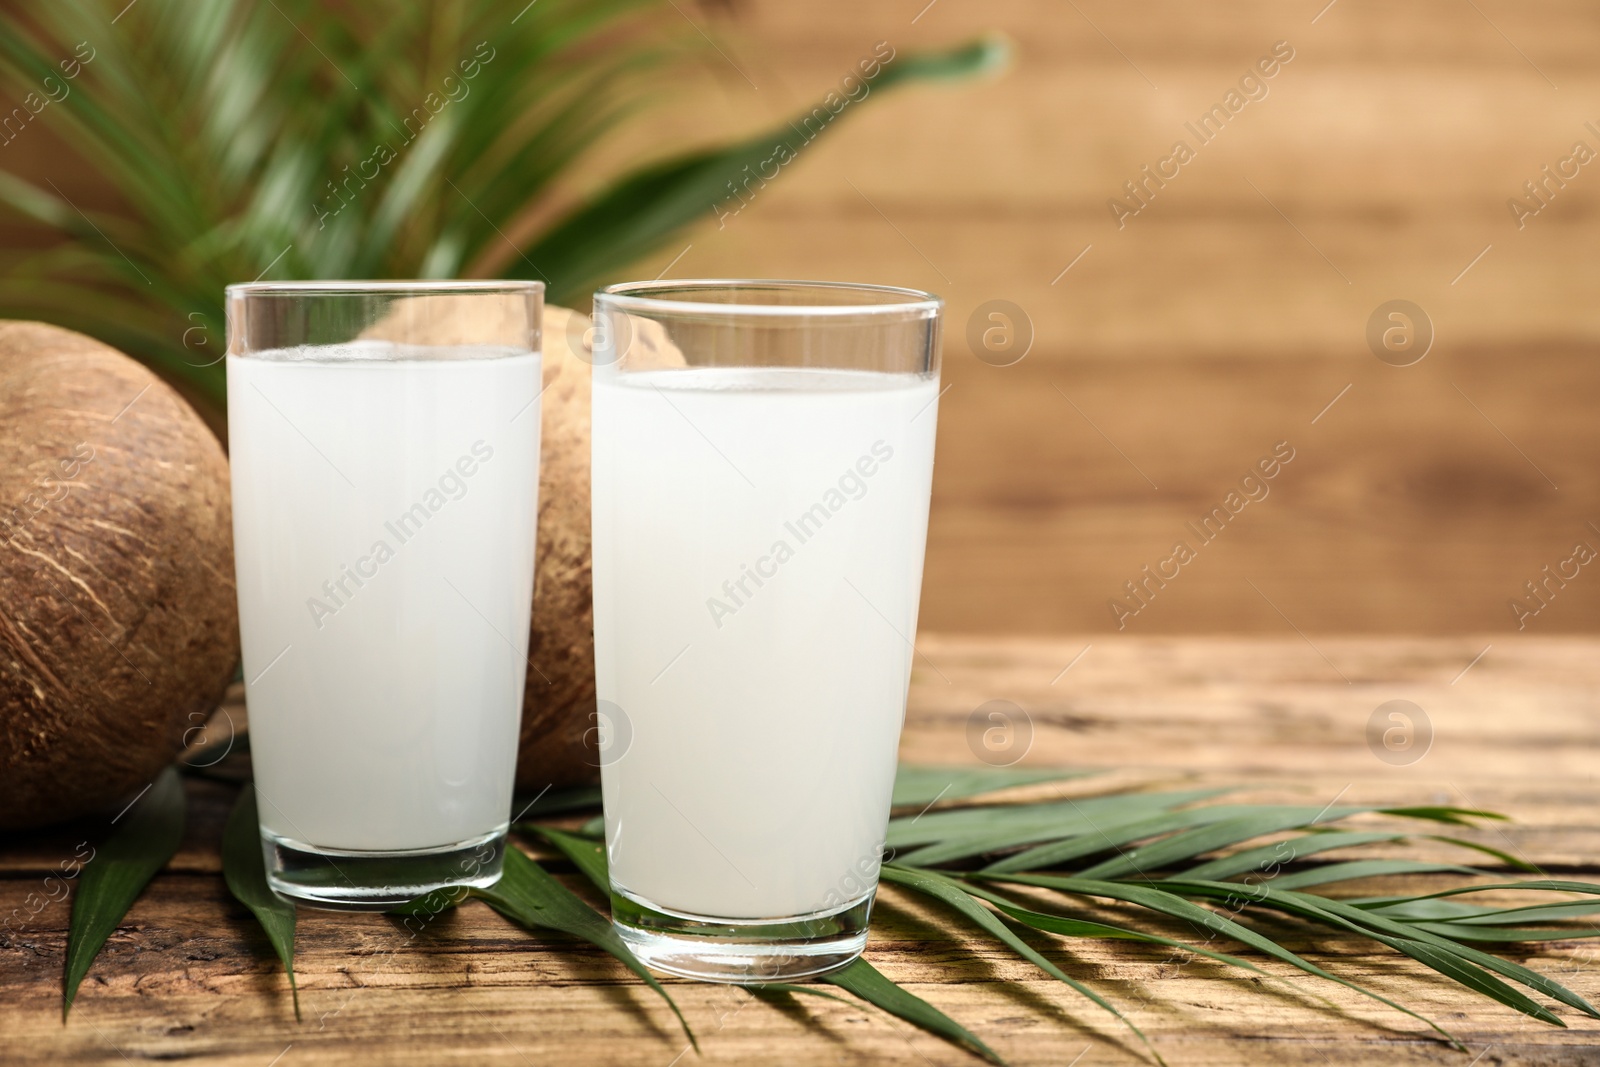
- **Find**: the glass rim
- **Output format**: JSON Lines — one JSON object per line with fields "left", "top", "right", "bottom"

{"left": 225, "top": 279, "right": 544, "bottom": 297}
{"left": 594, "top": 279, "right": 942, "bottom": 319}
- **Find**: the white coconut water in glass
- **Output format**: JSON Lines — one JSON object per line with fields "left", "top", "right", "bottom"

{"left": 226, "top": 281, "right": 543, "bottom": 909}
{"left": 589, "top": 280, "right": 942, "bottom": 983}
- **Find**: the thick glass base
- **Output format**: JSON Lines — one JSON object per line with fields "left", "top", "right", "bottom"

{"left": 263, "top": 826, "right": 506, "bottom": 910}
{"left": 611, "top": 886, "right": 873, "bottom": 984}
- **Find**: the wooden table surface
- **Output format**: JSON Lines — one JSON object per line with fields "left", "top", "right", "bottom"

{"left": 3, "top": 635, "right": 1599, "bottom": 1065}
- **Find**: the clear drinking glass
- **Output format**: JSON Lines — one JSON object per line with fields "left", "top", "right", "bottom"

{"left": 590, "top": 279, "right": 942, "bottom": 982}
{"left": 225, "top": 281, "right": 543, "bottom": 909}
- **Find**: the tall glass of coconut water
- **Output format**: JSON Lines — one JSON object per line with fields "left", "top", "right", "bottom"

{"left": 590, "top": 280, "right": 942, "bottom": 981}
{"left": 225, "top": 281, "right": 542, "bottom": 909}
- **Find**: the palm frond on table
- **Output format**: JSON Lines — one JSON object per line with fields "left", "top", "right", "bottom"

{"left": 57, "top": 762, "right": 1600, "bottom": 1064}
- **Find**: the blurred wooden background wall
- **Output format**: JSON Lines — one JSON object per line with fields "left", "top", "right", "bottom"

{"left": 618, "top": 0, "right": 1600, "bottom": 637}
{"left": 8, "top": 0, "right": 1599, "bottom": 638}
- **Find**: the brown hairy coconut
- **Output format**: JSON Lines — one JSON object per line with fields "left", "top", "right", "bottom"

{"left": 358, "top": 298, "right": 600, "bottom": 787}
{"left": 518, "top": 304, "right": 597, "bottom": 788}
{"left": 518, "top": 305, "right": 685, "bottom": 789}
{"left": 0, "top": 322, "right": 238, "bottom": 830}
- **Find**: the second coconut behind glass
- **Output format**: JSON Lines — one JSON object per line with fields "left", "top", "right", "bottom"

{"left": 589, "top": 280, "right": 942, "bottom": 982}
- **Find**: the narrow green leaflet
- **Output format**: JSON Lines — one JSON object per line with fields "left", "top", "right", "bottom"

{"left": 1382, "top": 806, "right": 1507, "bottom": 826}
{"left": 511, "top": 785, "right": 603, "bottom": 820}
{"left": 749, "top": 979, "right": 1017, "bottom": 1058}
{"left": 1157, "top": 879, "right": 1599, "bottom": 1024}
{"left": 1356, "top": 879, "right": 1600, "bottom": 905}
{"left": 1422, "top": 835, "right": 1539, "bottom": 872}
{"left": 1357, "top": 897, "right": 1527, "bottom": 921}
{"left": 978, "top": 802, "right": 1302, "bottom": 874}
{"left": 891, "top": 789, "right": 1227, "bottom": 863}
{"left": 519, "top": 36, "right": 1010, "bottom": 303}
{"left": 1438, "top": 901, "right": 1600, "bottom": 926}
{"left": 822, "top": 957, "right": 1006, "bottom": 1066}
{"left": 1354, "top": 893, "right": 1600, "bottom": 936}
{"left": 1359, "top": 889, "right": 1600, "bottom": 928}
{"left": 388, "top": 885, "right": 470, "bottom": 919}
{"left": 63, "top": 766, "right": 186, "bottom": 1018}
{"left": 470, "top": 847, "right": 695, "bottom": 1049}
{"left": 871, "top": 32, "right": 1010, "bottom": 92}
{"left": 980, "top": 872, "right": 1462, "bottom": 1047}
{"left": 1267, "top": 860, "right": 1485, "bottom": 891}
{"left": 950, "top": 878, "right": 1281, "bottom": 977}
{"left": 890, "top": 765, "right": 1092, "bottom": 809}
{"left": 891, "top": 788, "right": 1224, "bottom": 848}
{"left": 1179, "top": 831, "right": 1407, "bottom": 881}
{"left": 532, "top": 826, "right": 610, "bottom": 894}
{"left": 1389, "top": 939, "right": 1563, "bottom": 1026}
{"left": 1406, "top": 923, "right": 1600, "bottom": 942}
{"left": 221, "top": 788, "right": 298, "bottom": 1019}
{"left": 881, "top": 866, "right": 1164, "bottom": 1066}
{"left": 1279, "top": 890, "right": 1598, "bottom": 1022}
{"left": 1178, "top": 830, "right": 1532, "bottom": 883}
{"left": 748, "top": 982, "right": 856, "bottom": 1006}
{"left": 983, "top": 803, "right": 1490, "bottom": 876}
{"left": 1075, "top": 808, "right": 1369, "bottom": 880}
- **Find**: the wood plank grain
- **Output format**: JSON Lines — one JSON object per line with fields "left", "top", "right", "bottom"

{"left": 4, "top": 636, "right": 1600, "bottom": 1064}
{"left": 919, "top": 348, "right": 1598, "bottom": 634}
{"left": 6, "top": 873, "right": 1599, "bottom": 1065}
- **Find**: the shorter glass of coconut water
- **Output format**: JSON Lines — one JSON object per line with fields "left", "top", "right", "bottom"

{"left": 225, "top": 281, "right": 542, "bottom": 909}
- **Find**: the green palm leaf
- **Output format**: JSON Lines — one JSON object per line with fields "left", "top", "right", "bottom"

{"left": 982, "top": 801, "right": 1492, "bottom": 875}
{"left": 891, "top": 788, "right": 1226, "bottom": 858}
{"left": 75, "top": 760, "right": 1600, "bottom": 1063}
{"left": 472, "top": 845, "right": 696, "bottom": 1049}
{"left": 531, "top": 824, "right": 609, "bottom": 893}
{"left": 1266, "top": 860, "right": 1485, "bottom": 891}
{"left": 889, "top": 764, "right": 1093, "bottom": 808}
{"left": 1164, "top": 878, "right": 1599, "bottom": 1022}
{"left": 882, "top": 865, "right": 1165, "bottom": 1065}
{"left": 0, "top": 0, "right": 1006, "bottom": 413}
{"left": 514, "top": 34, "right": 1010, "bottom": 303}
{"left": 221, "top": 789, "right": 299, "bottom": 1019}
{"left": 523, "top": 774, "right": 1600, "bottom": 1057}
{"left": 822, "top": 957, "right": 1006, "bottom": 1066}
{"left": 977, "top": 871, "right": 1465, "bottom": 1047}
{"left": 63, "top": 767, "right": 186, "bottom": 1019}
